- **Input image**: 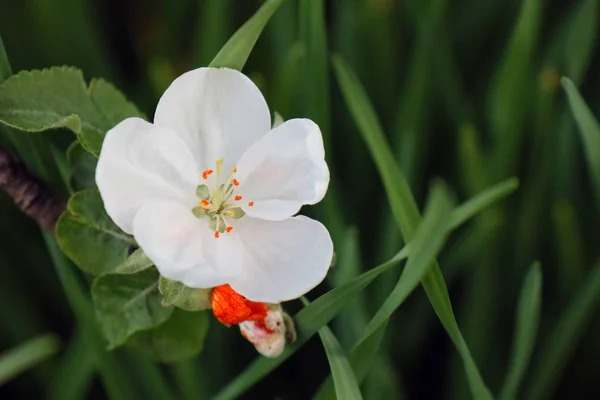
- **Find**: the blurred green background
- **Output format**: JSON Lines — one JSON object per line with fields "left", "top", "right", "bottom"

{"left": 1, "top": 0, "right": 600, "bottom": 398}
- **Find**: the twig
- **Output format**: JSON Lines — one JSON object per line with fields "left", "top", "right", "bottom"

{"left": 0, "top": 146, "right": 66, "bottom": 231}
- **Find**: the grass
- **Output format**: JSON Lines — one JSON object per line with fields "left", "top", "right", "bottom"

{"left": 1, "top": 0, "right": 600, "bottom": 398}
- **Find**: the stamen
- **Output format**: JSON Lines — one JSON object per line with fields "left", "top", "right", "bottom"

{"left": 200, "top": 199, "right": 211, "bottom": 209}
{"left": 202, "top": 169, "right": 213, "bottom": 180}
{"left": 234, "top": 195, "right": 242, "bottom": 201}
{"left": 233, "top": 179, "right": 240, "bottom": 186}
{"left": 226, "top": 226, "right": 233, "bottom": 233}
{"left": 248, "top": 201, "right": 254, "bottom": 207}
{"left": 227, "top": 210, "right": 235, "bottom": 217}
{"left": 214, "top": 231, "right": 220, "bottom": 238}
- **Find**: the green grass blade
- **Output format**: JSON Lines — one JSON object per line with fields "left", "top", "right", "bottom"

{"left": 331, "top": 54, "right": 420, "bottom": 238}
{"left": 360, "top": 182, "right": 454, "bottom": 340}
{"left": 0, "top": 36, "right": 12, "bottom": 81}
{"left": 332, "top": 54, "right": 493, "bottom": 400}
{"left": 551, "top": 200, "right": 585, "bottom": 299}
{"left": 317, "top": 325, "right": 363, "bottom": 400}
{"left": 42, "top": 232, "right": 137, "bottom": 400}
{"left": 305, "top": 297, "right": 363, "bottom": 400}
{"left": 450, "top": 178, "right": 518, "bottom": 229}
{"left": 562, "top": 77, "right": 600, "bottom": 208}
{"left": 314, "top": 182, "right": 455, "bottom": 400}
{"left": 299, "top": 0, "right": 330, "bottom": 141}
{"left": 209, "top": 0, "right": 286, "bottom": 70}
{"left": 525, "top": 262, "right": 600, "bottom": 400}
{"left": 172, "top": 360, "right": 207, "bottom": 400}
{"left": 213, "top": 178, "right": 514, "bottom": 400}
{"left": 49, "top": 328, "right": 95, "bottom": 400}
{"left": 499, "top": 262, "right": 542, "bottom": 400}
{"left": 195, "top": 0, "right": 232, "bottom": 66}
{"left": 0, "top": 334, "right": 60, "bottom": 385}
{"left": 564, "top": 0, "right": 599, "bottom": 84}
{"left": 331, "top": 227, "right": 369, "bottom": 350}
{"left": 488, "top": 0, "right": 542, "bottom": 175}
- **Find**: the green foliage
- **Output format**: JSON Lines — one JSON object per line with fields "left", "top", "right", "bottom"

{"left": 4, "top": 1, "right": 600, "bottom": 399}
{"left": 562, "top": 77, "right": 600, "bottom": 208}
{"left": 91, "top": 268, "right": 172, "bottom": 348}
{"left": 525, "top": 263, "right": 600, "bottom": 400}
{"left": 332, "top": 54, "right": 493, "bottom": 400}
{"left": 499, "top": 263, "right": 542, "bottom": 400}
{"left": 209, "top": 0, "right": 286, "bottom": 70}
{"left": 158, "top": 277, "right": 212, "bottom": 311}
{"left": 315, "top": 181, "right": 456, "bottom": 399}
{"left": 66, "top": 141, "right": 97, "bottom": 191}
{"left": 56, "top": 189, "right": 134, "bottom": 276}
{"left": 0, "top": 66, "right": 142, "bottom": 156}
{"left": 0, "top": 334, "right": 60, "bottom": 385}
{"left": 132, "top": 309, "right": 210, "bottom": 363}
{"left": 316, "top": 323, "right": 363, "bottom": 400}
{"left": 114, "top": 249, "right": 154, "bottom": 275}
{"left": 213, "top": 178, "right": 517, "bottom": 400}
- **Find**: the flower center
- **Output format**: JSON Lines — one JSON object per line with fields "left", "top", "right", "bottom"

{"left": 191, "top": 158, "right": 253, "bottom": 238}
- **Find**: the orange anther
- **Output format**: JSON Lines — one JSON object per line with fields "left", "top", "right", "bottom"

{"left": 200, "top": 199, "right": 210, "bottom": 208}
{"left": 234, "top": 195, "right": 242, "bottom": 201}
{"left": 226, "top": 226, "right": 233, "bottom": 233}
{"left": 248, "top": 201, "right": 254, "bottom": 207}
{"left": 202, "top": 169, "right": 213, "bottom": 179}
{"left": 233, "top": 167, "right": 237, "bottom": 172}
{"left": 232, "top": 179, "right": 240, "bottom": 186}
{"left": 214, "top": 231, "right": 220, "bottom": 238}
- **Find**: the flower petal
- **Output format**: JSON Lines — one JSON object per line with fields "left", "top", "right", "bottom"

{"left": 133, "top": 201, "right": 244, "bottom": 288}
{"left": 229, "top": 215, "right": 333, "bottom": 302}
{"left": 234, "top": 119, "right": 329, "bottom": 221}
{"left": 153, "top": 67, "right": 271, "bottom": 171}
{"left": 96, "top": 118, "right": 198, "bottom": 233}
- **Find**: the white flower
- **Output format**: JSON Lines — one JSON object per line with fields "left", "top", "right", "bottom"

{"left": 95, "top": 67, "right": 333, "bottom": 303}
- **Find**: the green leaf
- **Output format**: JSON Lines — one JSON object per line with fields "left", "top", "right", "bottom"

{"left": 209, "top": 0, "right": 286, "bottom": 70}
{"left": 66, "top": 141, "right": 97, "bottom": 191}
{"left": 132, "top": 309, "right": 210, "bottom": 363}
{"left": 91, "top": 268, "right": 172, "bottom": 348}
{"left": 525, "top": 262, "right": 600, "bottom": 400}
{"left": 0, "top": 334, "right": 60, "bottom": 385}
{"left": 88, "top": 78, "right": 145, "bottom": 127}
{"left": 562, "top": 77, "right": 600, "bottom": 209}
{"left": 212, "top": 179, "right": 516, "bottom": 400}
{"left": 332, "top": 54, "right": 492, "bottom": 400}
{"left": 56, "top": 189, "right": 134, "bottom": 276}
{"left": 0, "top": 67, "right": 143, "bottom": 156}
{"left": 158, "top": 277, "right": 212, "bottom": 311}
{"left": 317, "top": 324, "right": 363, "bottom": 400}
{"left": 315, "top": 182, "right": 455, "bottom": 400}
{"left": 114, "top": 249, "right": 154, "bottom": 275}
{"left": 499, "top": 262, "right": 542, "bottom": 400}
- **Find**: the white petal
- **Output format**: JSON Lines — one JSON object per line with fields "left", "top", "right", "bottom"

{"left": 96, "top": 118, "right": 198, "bottom": 233}
{"left": 133, "top": 201, "right": 244, "bottom": 288}
{"left": 229, "top": 216, "right": 333, "bottom": 302}
{"left": 234, "top": 119, "right": 329, "bottom": 221}
{"left": 153, "top": 67, "right": 271, "bottom": 171}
